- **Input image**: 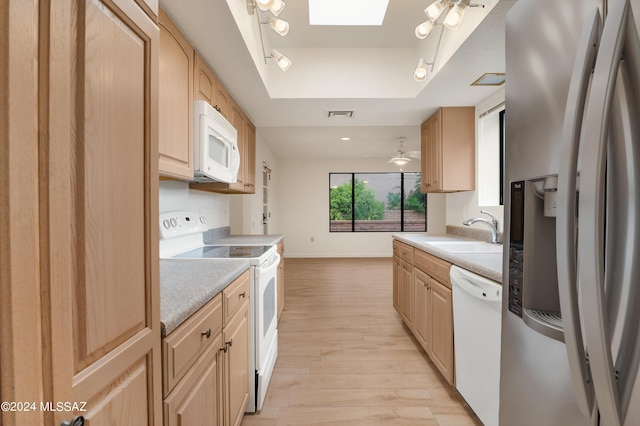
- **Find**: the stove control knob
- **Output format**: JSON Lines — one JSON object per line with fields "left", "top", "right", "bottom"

{"left": 170, "top": 218, "right": 177, "bottom": 227}
{"left": 200, "top": 216, "right": 207, "bottom": 224}
{"left": 163, "top": 220, "right": 171, "bottom": 229}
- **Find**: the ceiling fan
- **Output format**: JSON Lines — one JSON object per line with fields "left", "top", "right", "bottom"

{"left": 388, "top": 137, "right": 420, "bottom": 167}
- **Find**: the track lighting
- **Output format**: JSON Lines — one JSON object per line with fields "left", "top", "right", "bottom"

{"left": 269, "top": 49, "right": 292, "bottom": 71}
{"left": 270, "top": 0, "right": 286, "bottom": 16}
{"left": 415, "top": 20, "right": 435, "bottom": 39}
{"left": 444, "top": 0, "right": 469, "bottom": 29}
{"left": 256, "top": 0, "right": 273, "bottom": 11}
{"left": 266, "top": 16, "right": 289, "bottom": 36}
{"left": 414, "top": 58, "right": 429, "bottom": 82}
{"left": 424, "top": 0, "right": 449, "bottom": 20}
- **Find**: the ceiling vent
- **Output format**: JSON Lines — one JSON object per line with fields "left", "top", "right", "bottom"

{"left": 327, "top": 110, "right": 354, "bottom": 118}
{"left": 471, "top": 73, "right": 506, "bottom": 86}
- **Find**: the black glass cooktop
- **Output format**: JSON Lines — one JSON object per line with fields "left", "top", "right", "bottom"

{"left": 173, "top": 245, "right": 273, "bottom": 259}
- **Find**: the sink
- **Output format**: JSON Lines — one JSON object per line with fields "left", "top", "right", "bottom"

{"left": 426, "top": 240, "right": 502, "bottom": 254}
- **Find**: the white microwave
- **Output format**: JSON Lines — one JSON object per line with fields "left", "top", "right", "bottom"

{"left": 193, "top": 100, "right": 239, "bottom": 183}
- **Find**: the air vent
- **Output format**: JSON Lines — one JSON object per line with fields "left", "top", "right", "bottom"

{"left": 328, "top": 110, "right": 354, "bottom": 118}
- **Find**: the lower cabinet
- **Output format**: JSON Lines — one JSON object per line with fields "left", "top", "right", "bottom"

{"left": 393, "top": 240, "right": 455, "bottom": 386}
{"left": 164, "top": 271, "right": 250, "bottom": 426}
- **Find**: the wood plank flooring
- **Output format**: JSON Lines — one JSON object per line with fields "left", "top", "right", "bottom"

{"left": 241, "top": 258, "right": 482, "bottom": 426}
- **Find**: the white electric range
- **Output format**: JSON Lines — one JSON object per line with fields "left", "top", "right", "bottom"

{"left": 159, "top": 211, "right": 279, "bottom": 413}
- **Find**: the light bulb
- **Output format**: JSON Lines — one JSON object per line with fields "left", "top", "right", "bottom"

{"left": 271, "top": 49, "right": 292, "bottom": 71}
{"left": 267, "top": 16, "right": 289, "bottom": 36}
{"left": 256, "top": 0, "right": 274, "bottom": 11}
{"left": 270, "top": 0, "right": 285, "bottom": 16}
{"left": 425, "top": 0, "right": 449, "bottom": 20}
{"left": 444, "top": 1, "right": 468, "bottom": 30}
{"left": 414, "top": 58, "right": 428, "bottom": 82}
{"left": 415, "top": 20, "right": 435, "bottom": 39}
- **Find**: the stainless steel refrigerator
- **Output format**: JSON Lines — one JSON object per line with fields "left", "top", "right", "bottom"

{"left": 500, "top": 0, "right": 640, "bottom": 425}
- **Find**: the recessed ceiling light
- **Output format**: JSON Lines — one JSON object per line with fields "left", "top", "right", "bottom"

{"left": 471, "top": 73, "right": 506, "bottom": 86}
{"left": 341, "top": 137, "right": 351, "bottom": 141}
{"left": 309, "top": 0, "right": 390, "bottom": 26}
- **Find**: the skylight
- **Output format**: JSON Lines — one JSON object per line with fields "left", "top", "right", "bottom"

{"left": 308, "top": 0, "right": 390, "bottom": 26}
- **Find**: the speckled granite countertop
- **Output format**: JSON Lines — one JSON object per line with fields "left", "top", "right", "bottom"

{"left": 391, "top": 233, "right": 503, "bottom": 283}
{"left": 160, "top": 259, "right": 250, "bottom": 337}
{"left": 204, "top": 233, "right": 284, "bottom": 246}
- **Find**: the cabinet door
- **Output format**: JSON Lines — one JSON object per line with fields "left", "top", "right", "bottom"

{"left": 194, "top": 53, "right": 215, "bottom": 104}
{"left": 400, "top": 260, "right": 414, "bottom": 328}
{"left": 224, "top": 303, "right": 250, "bottom": 426}
{"left": 392, "top": 256, "right": 402, "bottom": 313}
{"left": 229, "top": 101, "right": 246, "bottom": 191}
{"left": 428, "top": 111, "right": 443, "bottom": 192}
{"left": 159, "top": 8, "right": 193, "bottom": 180}
{"left": 164, "top": 336, "right": 223, "bottom": 426}
{"left": 244, "top": 121, "right": 257, "bottom": 193}
{"left": 215, "top": 80, "right": 231, "bottom": 120}
{"left": 46, "top": 0, "right": 162, "bottom": 424}
{"left": 430, "top": 278, "right": 454, "bottom": 385}
{"left": 413, "top": 269, "right": 431, "bottom": 353}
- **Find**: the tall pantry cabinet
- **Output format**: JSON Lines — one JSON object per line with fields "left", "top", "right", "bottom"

{"left": 1, "top": 0, "right": 162, "bottom": 425}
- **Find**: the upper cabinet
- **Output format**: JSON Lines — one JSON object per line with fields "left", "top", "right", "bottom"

{"left": 421, "top": 107, "right": 475, "bottom": 193}
{"left": 157, "top": 10, "right": 256, "bottom": 193}
{"left": 194, "top": 53, "right": 229, "bottom": 120}
{"left": 159, "top": 9, "right": 194, "bottom": 180}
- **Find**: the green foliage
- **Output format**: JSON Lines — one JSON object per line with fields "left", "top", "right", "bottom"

{"left": 386, "top": 192, "right": 401, "bottom": 210}
{"left": 405, "top": 188, "right": 426, "bottom": 212}
{"left": 330, "top": 179, "right": 385, "bottom": 221}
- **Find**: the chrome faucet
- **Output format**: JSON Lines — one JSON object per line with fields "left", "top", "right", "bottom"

{"left": 463, "top": 210, "right": 500, "bottom": 244}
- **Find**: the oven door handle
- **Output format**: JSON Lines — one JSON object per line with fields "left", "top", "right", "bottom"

{"left": 259, "top": 252, "right": 281, "bottom": 275}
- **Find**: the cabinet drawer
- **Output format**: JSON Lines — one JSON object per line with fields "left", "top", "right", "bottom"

{"left": 224, "top": 270, "right": 250, "bottom": 325}
{"left": 393, "top": 240, "right": 415, "bottom": 264}
{"left": 415, "top": 249, "right": 451, "bottom": 288}
{"left": 163, "top": 293, "right": 223, "bottom": 396}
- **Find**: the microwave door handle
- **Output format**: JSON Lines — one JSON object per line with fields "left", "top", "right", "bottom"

{"left": 578, "top": 1, "right": 629, "bottom": 425}
{"left": 556, "top": 8, "right": 600, "bottom": 419}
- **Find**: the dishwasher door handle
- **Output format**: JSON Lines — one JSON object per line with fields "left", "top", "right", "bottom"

{"left": 450, "top": 266, "right": 502, "bottom": 302}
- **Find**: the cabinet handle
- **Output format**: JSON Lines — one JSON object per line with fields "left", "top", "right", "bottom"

{"left": 239, "top": 291, "right": 246, "bottom": 299}
{"left": 226, "top": 339, "right": 233, "bottom": 348}
{"left": 61, "top": 416, "right": 84, "bottom": 426}
{"left": 220, "top": 345, "right": 228, "bottom": 353}
{"left": 202, "top": 329, "right": 211, "bottom": 339}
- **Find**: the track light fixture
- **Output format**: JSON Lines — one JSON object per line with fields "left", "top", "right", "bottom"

{"left": 444, "top": 0, "right": 469, "bottom": 29}
{"left": 265, "top": 16, "right": 290, "bottom": 36}
{"left": 424, "top": 0, "right": 449, "bottom": 20}
{"left": 247, "top": 0, "right": 292, "bottom": 71}
{"left": 415, "top": 19, "right": 435, "bottom": 39}
{"left": 417, "top": 0, "right": 478, "bottom": 40}
{"left": 413, "top": 58, "right": 429, "bottom": 82}
{"left": 269, "top": 49, "right": 292, "bottom": 71}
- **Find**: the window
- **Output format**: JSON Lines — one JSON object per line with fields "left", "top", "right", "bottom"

{"left": 329, "top": 172, "right": 426, "bottom": 232}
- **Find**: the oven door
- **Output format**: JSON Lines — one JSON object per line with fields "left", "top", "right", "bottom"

{"left": 255, "top": 252, "right": 280, "bottom": 368}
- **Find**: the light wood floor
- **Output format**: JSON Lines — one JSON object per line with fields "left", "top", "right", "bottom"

{"left": 241, "top": 258, "right": 482, "bottom": 426}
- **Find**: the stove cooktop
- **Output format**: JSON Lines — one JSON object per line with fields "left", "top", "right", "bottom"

{"left": 173, "top": 245, "right": 274, "bottom": 259}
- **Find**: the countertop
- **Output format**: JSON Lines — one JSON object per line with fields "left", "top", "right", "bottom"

{"left": 391, "top": 233, "right": 503, "bottom": 283}
{"left": 204, "top": 233, "right": 284, "bottom": 246}
{"left": 160, "top": 259, "right": 250, "bottom": 337}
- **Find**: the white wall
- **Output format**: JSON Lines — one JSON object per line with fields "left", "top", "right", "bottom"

{"left": 446, "top": 88, "right": 505, "bottom": 231}
{"left": 159, "top": 180, "right": 229, "bottom": 227}
{"left": 277, "top": 157, "right": 446, "bottom": 258}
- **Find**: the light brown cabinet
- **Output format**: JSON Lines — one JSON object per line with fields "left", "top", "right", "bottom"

{"left": 277, "top": 240, "right": 285, "bottom": 322}
{"left": 163, "top": 271, "right": 250, "bottom": 426}
{"left": 159, "top": 8, "right": 194, "bottom": 180}
{"left": 194, "top": 52, "right": 229, "bottom": 119}
{"left": 392, "top": 239, "right": 454, "bottom": 386}
{"left": 421, "top": 107, "right": 475, "bottom": 193}
{"left": 1, "top": 0, "right": 163, "bottom": 424}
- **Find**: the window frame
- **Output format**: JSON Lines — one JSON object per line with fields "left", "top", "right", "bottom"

{"left": 328, "top": 172, "right": 427, "bottom": 233}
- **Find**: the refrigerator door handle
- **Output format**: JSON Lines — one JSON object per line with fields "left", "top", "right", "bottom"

{"left": 578, "top": 1, "right": 630, "bottom": 425}
{"left": 556, "top": 8, "right": 600, "bottom": 419}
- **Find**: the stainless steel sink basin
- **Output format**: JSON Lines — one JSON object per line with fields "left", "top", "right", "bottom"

{"left": 426, "top": 240, "right": 502, "bottom": 254}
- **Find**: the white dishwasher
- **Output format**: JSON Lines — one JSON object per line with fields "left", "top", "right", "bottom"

{"left": 450, "top": 265, "right": 502, "bottom": 426}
